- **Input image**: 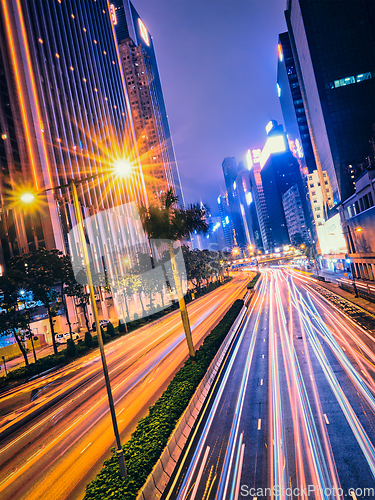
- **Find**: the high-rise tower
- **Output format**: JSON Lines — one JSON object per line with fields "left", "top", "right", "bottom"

{"left": 111, "top": 0, "right": 184, "bottom": 206}
{"left": 285, "top": 0, "right": 375, "bottom": 206}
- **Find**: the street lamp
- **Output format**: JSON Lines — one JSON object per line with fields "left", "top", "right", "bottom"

{"left": 20, "top": 169, "right": 130, "bottom": 478}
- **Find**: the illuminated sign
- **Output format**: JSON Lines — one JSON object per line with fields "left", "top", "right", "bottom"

{"left": 252, "top": 149, "right": 262, "bottom": 164}
{"left": 138, "top": 18, "right": 150, "bottom": 46}
{"left": 110, "top": 4, "right": 117, "bottom": 25}
{"left": 212, "top": 222, "right": 220, "bottom": 232}
{"left": 278, "top": 43, "right": 283, "bottom": 61}
{"left": 260, "top": 135, "right": 286, "bottom": 168}
{"left": 246, "top": 149, "right": 253, "bottom": 170}
{"left": 225, "top": 216, "right": 229, "bottom": 224}
{"left": 316, "top": 214, "right": 347, "bottom": 255}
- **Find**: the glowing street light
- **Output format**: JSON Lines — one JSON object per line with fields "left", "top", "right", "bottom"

{"left": 113, "top": 159, "right": 132, "bottom": 178}
{"left": 355, "top": 227, "right": 363, "bottom": 232}
{"left": 19, "top": 170, "right": 129, "bottom": 478}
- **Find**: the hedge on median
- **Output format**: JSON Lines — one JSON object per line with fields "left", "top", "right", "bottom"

{"left": 247, "top": 271, "right": 261, "bottom": 290}
{"left": 84, "top": 298, "right": 244, "bottom": 500}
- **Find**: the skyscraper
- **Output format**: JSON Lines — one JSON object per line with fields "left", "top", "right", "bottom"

{"left": 221, "top": 157, "right": 246, "bottom": 248}
{"left": 285, "top": 0, "right": 375, "bottom": 206}
{"left": 277, "top": 32, "right": 316, "bottom": 176}
{"left": 217, "top": 194, "right": 235, "bottom": 250}
{"left": 282, "top": 184, "right": 310, "bottom": 245}
{"left": 0, "top": 0, "right": 146, "bottom": 274}
{"left": 111, "top": 0, "right": 184, "bottom": 206}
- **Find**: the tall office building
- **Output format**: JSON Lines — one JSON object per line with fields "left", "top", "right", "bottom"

{"left": 0, "top": 0, "right": 147, "bottom": 274}
{"left": 260, "top": 122, "right": 312, "bottom": 250}
{"left": 277, "top": 32, "right": 316, "bottom": 176}
{"left": 111, "top": 0, "right": 184, "bottom": 206}
{"left": 282, "top": 184, "right": 310, "bottom": 245}
{"left": 247, "top": 148, "right": 274, "bottom": 253}
{"left": 285, "top": 0, "right": 375, "bottom": 206}
{"left": 217, "top": 194, "right": 235, "bottom": 250}
{"left": 236, "top": 166, "right": 262, "bottom": 251}
{"left": 221, "top": 157, "right": 246, "bottom": 248}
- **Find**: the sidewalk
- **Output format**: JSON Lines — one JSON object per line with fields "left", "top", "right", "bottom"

{"left": 0, "top": 344, "right": 55, "bottom": 376}
{"left": 301, "top": 270, "right": 375, "bottom": 318}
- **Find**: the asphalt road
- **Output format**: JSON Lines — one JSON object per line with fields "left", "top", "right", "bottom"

{"left": 164, "top": 269, "right": 375, "bottom": 500}
{"left": 0, "top": 274, "right": 249, "bottom": 500}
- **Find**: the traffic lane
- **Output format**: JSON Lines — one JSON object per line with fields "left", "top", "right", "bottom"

{"left": 0, "top": 276, "right": 249, "bottom": 500}
{"left": 0, "top": 275, "right": 247, "bottom": 440}
{"left": 164, "top": 275, "right": 267, "bottom": 500}
{"left": 288, "top": 274, "right": 375, "bottom": 491}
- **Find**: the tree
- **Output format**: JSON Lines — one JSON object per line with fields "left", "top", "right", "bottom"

{"left": 10, "top": 248, "right": 63, "bottom": 355}
{"left": 139, "top": 189, "right": 208, "bottom": 358}
{"left": 0, "top": 270, "right": 31, "bottom": 366}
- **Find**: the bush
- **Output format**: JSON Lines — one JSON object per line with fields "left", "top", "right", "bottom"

{"left": 66, "top": 338, "right": 77, "bottom": 358}
{"left": 106, "top": 322, "right": 116, "bottom": 337}
{"left": 84, "top": 299, "right": 244, "bottom": 500}
{"left": 118, "top": 319, "right": 126, "bottom": 333}
{"left": 84, "top": 331, "right": 93, "bottom": 349}
{"left": 247, "top": 272, "right": 261, "bottom": 289}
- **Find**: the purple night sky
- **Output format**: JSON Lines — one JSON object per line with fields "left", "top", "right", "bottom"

{"left": 134, "top": 0, "right": 287, "bottom": 215}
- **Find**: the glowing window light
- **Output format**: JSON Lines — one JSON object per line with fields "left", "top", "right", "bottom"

{"left": 277, "top": 83, "right": 281, "bottom": 97}
{"left": 94, "top": 88, "right": 98, "bottom": 92}
{"left": 246, "top": 192, "right": 253, "bottom": 205}
{"left": 138, "top": 18, "right": 150, "bottom": 46}
{"left": 71, "top": 14, "right": 75, "bottom": 19}
{"left": 110, "top": 4, "right": 117, "bottom": 25}
{"left": 278, "top": 43, "right": 283, "bottom": 61}
{"left": 266, "top": 120, "right": 274, "bottom": 134}
{"left": 217, "top": 196, "right": 221, "bottom": 205}
{"left": 233, "top": 181, "right": 236, "bottom": 191}
{"left": 225, "top": 216, "right": 229, "bottom": 224}
{"left": 1, "top": 133, "right": 7, "bottom": 140}
{"left": 295, "top": 138, "right": 304, "bottom": 158}
{"left": 260, "top": 135, "right": 286, "bottom": 168}
{"left": 103, "top": 51, "right": 107, "bottom": 55}
{"left": 246, "top": 149, "right": 253, "bottom": 170}
{"left": 70, "top": 66, "right": 74, "bottom": 71}
{"left": 94, "top": 40, "right": 97, "bottom": 44}
{"left": 252, "top": 149, "right": 262, "bottom": 164}
{"left": 112, "top": 60, "right": 115, "bottom": 65}
{"left": 57, "top": 138, "right": 61, "bottom": 142}
{"left": 38, "top": 38, "right": 43, "bottom": 44}
{"left": 83, "top": 28, "right": 87, "bottom": 32}
{"left": 55, "top": 53, "right": 60, "bottom": 58}
{"left": 83, "top": 78, "right": 87, "bottom": 82}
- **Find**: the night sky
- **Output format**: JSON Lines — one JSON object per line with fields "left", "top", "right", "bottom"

{"left": 134, "top": 0, "right": 287, "bottom": 215}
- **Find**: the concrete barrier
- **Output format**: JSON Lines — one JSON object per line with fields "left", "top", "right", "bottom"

{"left": 136, "top": 302, "right": 248, "bottom": 500}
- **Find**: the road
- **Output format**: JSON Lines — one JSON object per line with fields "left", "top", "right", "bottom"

{"left": 165, "top": 268, "right": 375, "bottom": 500}
{"left": 0, "top": 274, "right": 249, "bottom": 500}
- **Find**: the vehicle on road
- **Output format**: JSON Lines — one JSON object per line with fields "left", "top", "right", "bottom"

{"left": 91, "top": 320, "right": 110, "bottom": 331}
{"left": 56, "top": 332, "right": 80, "bottom": 344}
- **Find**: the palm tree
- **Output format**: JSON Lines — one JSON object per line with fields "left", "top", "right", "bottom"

{"left": 139, "top": 189, "right": 208, "bottom": 358}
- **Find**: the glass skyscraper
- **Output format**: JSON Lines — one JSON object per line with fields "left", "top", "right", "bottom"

{"left": 285, "top": 0, "right": 375, "bottom": 205}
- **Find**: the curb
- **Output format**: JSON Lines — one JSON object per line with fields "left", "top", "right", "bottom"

{"left": 136, "top": 301, "right": 249, "bottom": 500}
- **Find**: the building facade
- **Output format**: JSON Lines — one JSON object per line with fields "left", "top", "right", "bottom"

{"left": 282, "top": 184, "right": 310, "bottom": 245}
{"left": 112, "top": 0, "right": 184, "bottom": 206}
{"left": 306, "top": 170, "right": 334, "bottom": 228}
{"left": 285, "top": 0, "right": 375, "bottom": 207}
{"left": 339, "top": 167, "right": 375, "bottom": 282}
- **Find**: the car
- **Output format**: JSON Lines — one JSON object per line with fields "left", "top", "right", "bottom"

{"left": 56, "top": 333, "right": 66, "bottom": 344}
{"left": 91, "top": 320, "right": 110, "bottom": 331}
{"left": 63, "top": 332, "right": 80, "bottom": 341}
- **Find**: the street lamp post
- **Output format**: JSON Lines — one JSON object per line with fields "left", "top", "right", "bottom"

{"left": 20, "top": 169, "right": 130, "bottom": 478}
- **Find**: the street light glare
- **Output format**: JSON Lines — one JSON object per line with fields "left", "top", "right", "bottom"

{"left": 113, "top": 160, "right": 132, "bottom": 178}
{"left": 20, "top": 193, "right": 35, "bottom": 203}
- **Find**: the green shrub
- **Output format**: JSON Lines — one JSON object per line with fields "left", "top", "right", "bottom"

{"left": 84, "top": 331, "right": 93, "bottom": 349}
{"left": 107, "top": 322, "right": 116, "bottom": 337}
{"left": 66, "top": 338, "right": 77, "bottom": 357}
{"left": 247, "top": 272, "right": 261, "bottom": 289}
{"left": 84, "top": 299, "right": 243, "bottom": 500}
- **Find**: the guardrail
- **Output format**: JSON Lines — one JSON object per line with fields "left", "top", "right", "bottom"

{"left": 337, "top": 277, "right": 375, "bottom": 302}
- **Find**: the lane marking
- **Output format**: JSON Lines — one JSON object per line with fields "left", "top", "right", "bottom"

{"left": 260, "top": 379, "right": 263, "bottom": 386}
{"left": 190, "top": 445, "right": 210, "bottom": 500}
{"left": 324, "top": 413, "right": 329, "bottom": 425}
{"left": 80, "top": 442, "right": 91, "bottom": 454}
{"left": 258, "top": 419, "right": 261, "bottom": 430}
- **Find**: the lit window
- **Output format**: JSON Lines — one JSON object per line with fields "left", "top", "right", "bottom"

{"left": 57, "top": 138, "right": 61, "bottom": 142}
{"left": 83, "top": 28, "right": 87, "bottom": 32}
{"left": 103, "top": 51, "right": 107, "bottom": 55}
{"left": 94, "top": 88, "right": 98, "bottom": 92}
{"left": 71, "top": 14, "right": 75, "bottom": 19}
{"left": 103, "top": 9, "right": 105, "bottom": 13}
{"left": 94, "top": 40, "right": 97, "bottom": 44}
{"left": 83, "top": 78, "right": 87, "bottom": 82}
{"left": 38, "top": 38, "right": 43, "bottom": 44}
{"left": 105, "top": 97, "right": 108, "bottom": 101}
{"left": 114, "top": 105, "right": 117, "bottom": 109}
{"left": 122, "top": 112, "right": 125, "bottom": 116}
{"left": 55, "top": 53, "right": 60, "bottom": 58}
{"left": 70, "top": 66, "right": 74, "bottom": 71}
{"left": 112, "top": 61, "right": 115, "bottom": 65}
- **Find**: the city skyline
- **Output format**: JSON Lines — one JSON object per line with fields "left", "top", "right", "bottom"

{"left": 133, "top": 0, "right": 287, "bottom": 214}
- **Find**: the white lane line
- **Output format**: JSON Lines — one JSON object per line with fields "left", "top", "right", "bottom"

{"left": 81, "top": 442, "right": 91, "bottom": 454}
{"left": 260, "top": 379, "right": 263, "bottom": 386}
{"left": 258, "top": 419, "right": 261, "bottom": 430}
{"left": 190, "top": 446, "right": 210, "bottom": 500}
{"left": 324, "top": 414, "right": 330, "bottom": 425}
